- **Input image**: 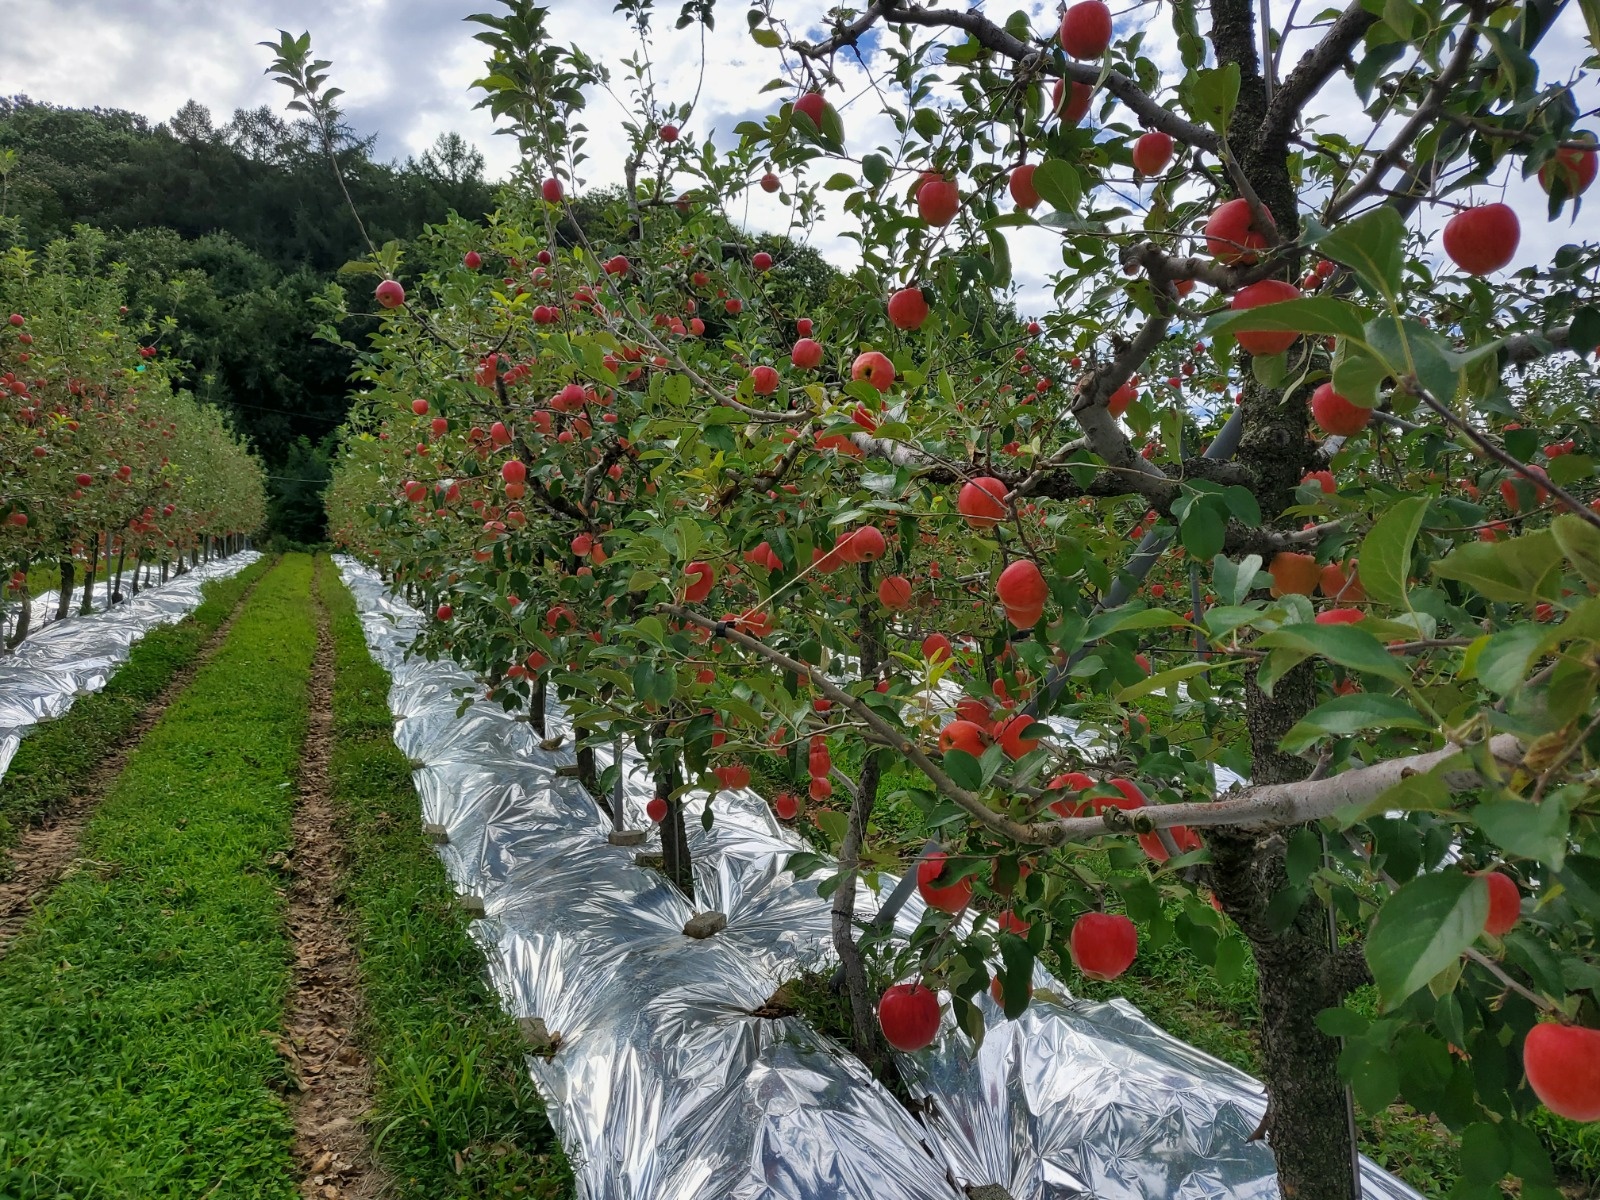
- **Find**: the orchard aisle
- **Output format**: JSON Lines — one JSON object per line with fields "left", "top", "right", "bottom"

{"left": 0, "top": 554, "right": 317, "bottom": 1199}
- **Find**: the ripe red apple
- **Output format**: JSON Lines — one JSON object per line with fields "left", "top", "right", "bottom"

{"left": 1060, "top": 0, "right": 1113, "bottom": 58}
{"left": 796, "top": 317, "right": 813, "bottom": 336}
{"left": 940, "top": 720, "right": 989, "bottom": 756}
{"left": 878, "top": 982, "right": 941, "bottom": 1051}
{"left": 1314, "top": 608, "right": 1365, "bottom": 625}
{"left": 1107, "top": 382, "right": 1137, "bottom": 417}
{"left": 751, "top": 365, "right": 779, "bottom": 394}
{"left": 1479, "top": 870, "right": 1522, "bottom": 937}
{"left": 917, "top": 852, "right": 974, "bottom": 914}
{"left": 1523, "top": 1023, "right": 1600, "bottom": 1121}
{"left": 684, "top": 560, "right": 715, "bottom": 602}
{"left": 1310, "top": 383, "right": 1372, "bottom": 436}
{"left": 851, "top": 525, "right": 886, "bottom": 561}
{"left": 659, "top": 123, "right": 679, "bottom": 142}
{"left": 501, "top": 459, "right": 527, "bottom": 486}
{"left": 435, "top": 603, "right": 453, "bottom": 621}
{"left": 888, "top": 287, "right": 930, "bottom": 330}
{"left": 995, "top": 714, "right": 1041, "bottom": 759}
{"left": 1009, "top": 164, "right": 1040, "bottom": 209}
{"left": 760, "top": 172, "right": 781, "bottom": 193}
{"left": 1538, "top": 137, "right": 1598, "bottom": 196}
{"left": 792, "top": 338, "right": 824, "bottom": 370}
{"left": 6, "top": 314, "right": 21, "bottom": 326}
{"left": 411, "top": 398, "right": 430, "bottom": 416}
{"left": 1204, "top": 197, "right": 1276, "bottom": 263}
{"left": 430, "top": 417, "right": 448, "bottom": 437}
{"left": 1051, "top": 78, "right": 1094, "bottom": 125}
{"left": 916, "top": 176, "right": 960, "bottom": 226}
{"left": 1131, "top": 131, "right": 1173, "bottom": 175}
{"left": 541, "top": 178, "right": 563, "bottom": 203}
{"left": 879, "top": 575, "right": 912, "bottom": 609}
{"left": 851, "top": 350, "right": 896, "bottom": 391}
{"left": 375, "top": 279, "right": 406, "bottom": 309}
{"left": 752, "top": 251, "right": 774, "bottom": 271}
{"left": 75, "top": 472, "right": 92, "bottom": 486}
{"left": 647, "top": 796, "right": 668, "bottom": 822}
{"left": 463, "top": 251, "right": 482, "bottom": 270}
{"left": 794, "top": 92, "right": 827, "bottom": 126}
{"left": 997, "top": 559, "right": 1047, "bottom": 610}
{"left": 1229, "top": 279, "right": 1301, "bottom": 355}
{"left": 1269, "top": 551, "right": 1319, "bottom": 597}
{"left": 774, "top": 792, "right": 799, "bottom": 821}
{"left": 1302, "top": 469, "right": 1336, "bottom": 493}
{"left": 922, "top": 632, "right": 953, "bottom": 662}
{"left": 725, "top": 297, "right": 743, "bottom": 314}
{"left": 1442, "top": 202, "right": 1519, "bottom": 276}
{"left": 958, "top": 476, "right": 1008, "bottom": 527}
{"left": 1070, "top": 912, "right": 1138, "bottom": 980}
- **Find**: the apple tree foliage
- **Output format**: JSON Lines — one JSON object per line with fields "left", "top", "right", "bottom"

{"left": 312, "top": 1, "right": 1600, "bottom": 1195}
{"left": 0, "top": 227, "right": 267, "bottom": 637}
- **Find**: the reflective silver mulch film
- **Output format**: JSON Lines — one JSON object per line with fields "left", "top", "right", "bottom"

{"left": 336, "top": 558, "right": 1421, "bottom": 1200}
{"left": 0, "top": 553, "right": 260, "bottom": 781}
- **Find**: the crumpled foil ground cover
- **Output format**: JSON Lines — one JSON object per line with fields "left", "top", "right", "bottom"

{"left": 0, "top": 553, "right": 260, "bottom": 781}
{"left": 336, "top": 558, "right": 1421, "bottom": 1200}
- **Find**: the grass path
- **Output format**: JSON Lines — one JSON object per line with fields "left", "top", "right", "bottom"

{"left": 320, "top": 562, "right": 573, "bottom": 1198}
{"left": 0, "top": 553, "right": 315, "bottom": 1199}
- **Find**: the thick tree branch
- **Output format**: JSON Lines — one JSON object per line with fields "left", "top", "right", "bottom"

{"left": 1261, "top": 1, "right": 1378, "bottom": 154}
{"left": 1503, "top": 324, "right": 1573, "bottom": 365}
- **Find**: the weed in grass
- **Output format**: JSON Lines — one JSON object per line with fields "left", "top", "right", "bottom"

{"left": 0, "top": 554, "right": 315, "bottom": 1199}
{"left": 321, "top": 565, "right": 574, "bottom": 1199}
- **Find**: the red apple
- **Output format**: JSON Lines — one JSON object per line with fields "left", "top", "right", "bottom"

{"left": 1310, "top": 383, "right": 1372, "bottom": 436}
{"left": 760, "top": 172, "right": 781, "bottom": 193}
{"left": 684, "top": 560, "right": 715, "bottom": 602}
{"left": 939, "top": 720, "right": 989, "bottom": 757}
{"left": 1204, "top": 197, "right": 1276, "bottom": 263}
{"left": 1229, "top": 279, "right": 1301, "bottom": 355}
{"left": 1051, "top": 78, "right": 1094, "bottom": 125}
{"left": 1009, "top": 164, "right": 1041, "bottom": 209}
{"left": 794, "top": 92, "right": 827, "bottom": 127}
{"left": 995, "top": 714, "right": 1041, "bottom": 759}
{"left": 851, "top": 350, "right": 896, "bottom": 391}
{"left": 1107, "top": 382, "right": 1137, "bottom": 417}
{"left": 1060, "top": 0, "right": 1113, "bottom": 58}
{"left": 888, "top": 287, "right": 930, "bottom": 330}
{"left": 1479, "top": 870, "right": 1522, "bottom": 937}
{"left": 774, "top": 792, "right": 799, "bottom": 821}
{"left": 997, "top": 559, "right": 1047, "bottom": 610}
{"left": 1070, "top": 912, "right": 1138, "bottom": 980}
{"left": 958, "top": 476, "right": 1008, "bottom": 527}
{"left": 752, "top": 251, "right": 774, "bottom": 271}
{"left": 1442, "top": 202, "right": 1519, "bottom": 275}
{"left": 916, "top": 176, "right": 960, "bottom": 226}
{"left": 1538, "top": 138, "right": 1598, "bottom": 196}
{"left": 1523, "top": 1022, "right": 1600, "bottom": 1121}
{"left": 541, "top": 178, "right": 563, "bottom": 203}
{"left": 464, "top": 251, "right": 482, "bottom": 270}
{"left": 375, "top": 279, "right": 406, "bottom": 309}
{"left": 878, "top": 982, "right": 941, "bottom": 1051}
{"left": 751, "top": 365, "right": 779, "bottom": 394}
{"left": 791, "top": 338, "right": 824, "bottom": 370}
{"left": 647, "top": 796, "right": 668, "bottom": 822}
{"left": 1131, "top": 131, "right": 1174, "bottom": 175}
{"left": 917, "top": 852, "right": 974, "bottom": 914}
{"left": 435, "top": 603, "right": 453, "bottom": 621}
{"left": 879, "top": 574, "right": 913, "bottom": 609}
{"left": 659, "top": 123, "right": 679, "bottom": 142}
{"left": 922, "top": 633, "right": 953, "bottom": 662}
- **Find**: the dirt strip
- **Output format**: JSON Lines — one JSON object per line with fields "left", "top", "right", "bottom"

{"left": 284, "top": 563, "right": 384, "bottom": 1200}
{"left": 0, "top": 566, "right": 267, "bottom": 954}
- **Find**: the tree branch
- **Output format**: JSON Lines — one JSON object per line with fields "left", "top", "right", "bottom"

{"left": 1260, "top": 1, "right": 1378, "bottom": 154}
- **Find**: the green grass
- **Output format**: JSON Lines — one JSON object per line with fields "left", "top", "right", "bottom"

{"left": 0, "top": 554, "right": 271, "bottom": 854}
{"left": 0, "top": 553, "right": 316, "bottom": 1199}
{"left": 320, "top": 563, "right": 574, "bottom": 1198}
{"left": 23, "top": 557, "right": 108, "bottom": 598}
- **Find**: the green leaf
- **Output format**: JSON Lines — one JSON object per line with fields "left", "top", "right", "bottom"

{"left": 1314, "top": 205, "right": 1405, "bottom": 301}
{"left": 1207, "top": 296, "right": 1368, "bottom": 342}
{"left": 1358, "top": 495, "right": 1428, "bottom": 608}
{"left": 1031, "top": 159, "right": 1081, "bottom": 213}
{"left": 1432, "top": 531, "right": 1564, "bottom": 603}
{"left": 750, "top": 25, "right": 782, "bottom": 47}
{"left": 1364, "top": 313, "right": 1460, "bottom": 405}
{"left": 1178, "top": 63, "right": 1240, "bottom": 132}
{"left": 1338, "top": 766, "right": 1454, "bottom": 826}
{"left": 1281, "top": 693, "right": 1433, "bottom": 753}
{"left": 1332, "top": 341, "right": 1388, "bottom": 408}
{"left": 1083, "top": 606, "right": 1184, "bottom": 640}
{"left": 1116, "top": 658, "right": 1218, "bottom": 700}
{"left": 1179, "top": 504, "right": 1225, "bottom": 560}
{"left": 1474, "top": 795, "right": 1569, "bottom": 868}
{"left": 1364, "top": 872, "right": 1488, "bottom": 1008}
{"left": 1552, "top": 512, "right": 1600, "bottom": 588}
{"left": 942, "top": 748, "right": 983, "bottom": 791}
{"left": 996, "top": 932, "right": 1035, "bottom": 1019}
{"left": 1316, "top": 1006, "right": 1370, "bottom": 1038}
{"left": 1471, "top": 625, "right": 1547, "bottom": 695}
{"left": 1212, "top": 553, "right": 1263, "bottom": 606}
{"left": 861, "top": 153, "right": 890, "bottom": 188}
{"left": 1257, "top": 623, "right": 1410, "bottom": 681}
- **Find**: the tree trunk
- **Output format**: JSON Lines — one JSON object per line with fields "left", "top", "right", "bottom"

{"left": 78, "top": 538, "right": 98, "bottom": 615}
{"left": 55, "top": 559, "right": 73, "bottom": 621}
{"left": 532, "top": 674, "right": 547, "bottom": 736}
{"left": 830, "top": 561, "right": 893, "bottom": 1071}
{"left": 113, "top": 545, "right": 127, "bottom": 602}
{"left": 653, "top": 749, "right": 694, "bottom": 900}
{"left": 6, "top": 590, "right": 31, "bottom": 650}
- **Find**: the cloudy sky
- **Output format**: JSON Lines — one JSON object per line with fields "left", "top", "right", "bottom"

{"left": 3, "top": 0, "right": 1596, "bottom": 313}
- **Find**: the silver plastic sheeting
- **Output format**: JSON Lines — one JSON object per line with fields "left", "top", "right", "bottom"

{"left": 0, "top": 553, "right": 260, "bottom": 781}
{"left": 336, "top": 558, "right": 1422, "bottom": 1200}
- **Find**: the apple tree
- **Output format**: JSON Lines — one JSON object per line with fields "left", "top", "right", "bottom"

{"left": 315, "top": 1, "right": 1600, "bottom": 1195}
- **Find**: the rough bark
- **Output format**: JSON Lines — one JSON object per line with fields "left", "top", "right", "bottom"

{"left": 6, "top": 590, "right": 31, "bottom": 650}
{"left": 654, "top": 753, "right": 694, "bottom": 900}
{"left": 55, "top": 559, "right": 73, "bottom": 621}
{"left": 78, "top": 537, "right": 98, "bottom": 615}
